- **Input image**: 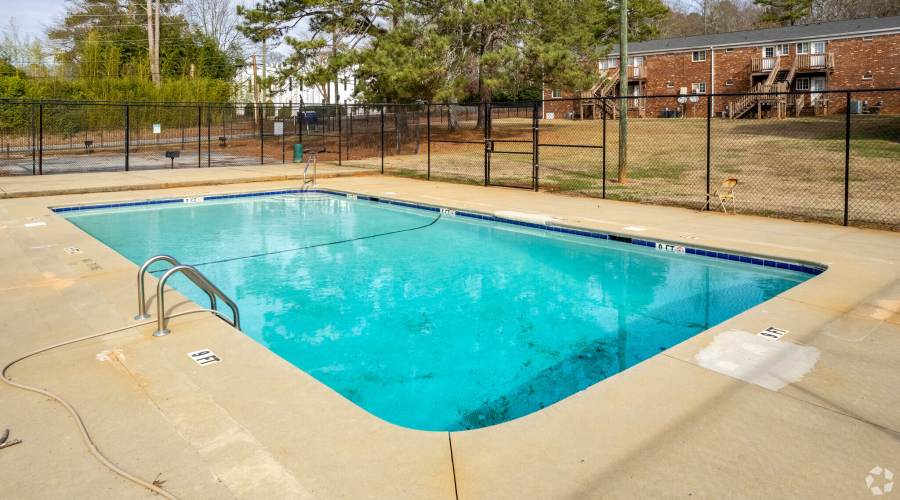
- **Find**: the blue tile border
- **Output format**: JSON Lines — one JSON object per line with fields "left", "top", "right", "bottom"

{"left": 51, "top": 188, "right": 827, "bottom": 276}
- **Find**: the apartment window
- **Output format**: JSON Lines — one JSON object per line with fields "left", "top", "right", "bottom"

{"left": 342, "top": 78, "right": 348, "bottom": 91}
{"left": 725, "top": 79, "right": 734, "bottom": 86}
{"left": 797, "top": 42, "right": 825, "bottom": 54}
{"left": 795, "top": 77, "right": 810, "bottom": 91}
{"left": 763, "top": 46, "right": 775, "bottom": 58}
{"left": 724, "top": 48, "right": 733, "bottom": 53}
{"left": 600, "top": 57, "right": 618, "bottom": 70}
{"left": 551, "top": 89, "right": 562, "bottom": 98}
{"left": 862, "top": 36, "right": 874, "bottom": 41}
{"left": 665, "top": 81, "right": 675, "bottom": 88}
{"left": 691, "top": 82, "right": 706, "bottom": 94}
{"left": 862, "top": 71, "right": 874, "bottom": 81}
{"left": 777, "top": 44, "right": 790, "bottom": 56}
{"left": 692, "top": 50, "right": 706, "bottom": 62}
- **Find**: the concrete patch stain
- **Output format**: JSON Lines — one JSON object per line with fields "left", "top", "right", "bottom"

{"left": 95, "top": 350, "right": 122, "bottom": 362}
{"left": 95, "top": 348, "right": 153, "bottom": 388}
{"left": 695, "top": 330, "right": 820, "bottom": 391}
{"left": 874, "top": 298, "right": 899, "bottom": 314}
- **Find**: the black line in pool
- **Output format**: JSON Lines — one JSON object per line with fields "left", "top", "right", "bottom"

{"left": 150, "top": 211, "right": 443, "bottom": 272}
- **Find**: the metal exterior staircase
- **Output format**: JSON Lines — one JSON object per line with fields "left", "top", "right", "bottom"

{"left": 579, "top": 68, "right": 619, "bottom": 119}
{"left": 730, "top": 57, "right": 795, "bottom": 119}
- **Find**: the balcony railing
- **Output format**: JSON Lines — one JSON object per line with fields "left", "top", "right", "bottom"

{"left": 752, "top": 53, "right": 834, "bottom": 73}
{"left": 752, "top": 56, "right": 778, "bottom": 72}
{"left": 626, "top": 65, "right": 645, "bottom": 79}
{"left": 796, "top": 53, "right": 834, "bottom": 71}
{"left": 598, "top": 64, "right": 646, "bottom": 80}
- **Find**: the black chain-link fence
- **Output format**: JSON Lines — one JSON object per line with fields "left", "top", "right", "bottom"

{"left": 2, "top": 89, "right": 898, "bottom": 229}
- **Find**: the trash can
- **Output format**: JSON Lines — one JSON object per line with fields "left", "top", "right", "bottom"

{"left": 293, "top": 143, "right": 303, "bottom": 162}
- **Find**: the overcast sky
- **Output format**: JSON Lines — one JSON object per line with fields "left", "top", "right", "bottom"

{"left": 0, "top": 0, "right": 292, "bottom": 61}
{"left": 1, "top": 0, "right": 68, "bottom": 39}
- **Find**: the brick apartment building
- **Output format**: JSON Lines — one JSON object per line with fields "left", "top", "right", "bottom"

{"left": 542, "top": 16, "right": 900, "bottom": 119}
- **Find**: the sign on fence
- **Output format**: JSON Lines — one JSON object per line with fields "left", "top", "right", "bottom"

{"left": 152, "top": 123, "right": 161, "bottom": 134}
{"left": 273, "top": 121, "right": 284, "bottom": 136}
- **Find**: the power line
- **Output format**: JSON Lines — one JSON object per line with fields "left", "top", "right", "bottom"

{"left": 53, "top": 12, "right": 157, "bottom": 17}
{"left": 52, "top": 22, "right": 184, "bottom": 28}
{"left": 51, "top": 37, "right": 192, "bottom": 42}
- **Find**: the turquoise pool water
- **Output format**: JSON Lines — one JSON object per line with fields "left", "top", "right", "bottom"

{"left": 63, "top": 193, "right": 812, "bottom": 431}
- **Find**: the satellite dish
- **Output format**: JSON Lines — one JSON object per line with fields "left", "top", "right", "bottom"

{"left": 676, "top": 96, "right": 687, "bottom": 104}
{"left": 689, "top": 95, "right": 700, "bottom": 103}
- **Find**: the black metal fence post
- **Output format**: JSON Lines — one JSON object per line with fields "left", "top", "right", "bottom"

{"left": 844, "top": 90, "right": 851, "bottom": 226}
{"left": 483, "top": 102, "right": 490, "bottom": 186}
{"left": 347, "top": 104, "right": 353, "bottom": 159}
{"left": 30, "top": 103, "right": 36, "bottom": 175}
{"left": 426, "top": 103, "right": 431, "bottom": 180}
{"left": 298, "top": 101, "right": 304, "bottom": 148}
{"left": 601, "top": 98, "right": 606, "bottom": 199}
{"left": 38, "top": 102, "right": 43, "bottom": 175}
{"left": 337, "top": 103, "right": 342, "bottom": 166}
{"left": 259, "top": 107, "right": 264, "bottom": 165}
{"left": 705, "top": 94, "right": 712, "bottom": 210}
{"left": 207, "top": 105, "right": 212, "bottom": 167}
{"left": 380, "top": 104, "right": 385, "bottom": 174}
{"left": 532, "top": 100, "right": 539, "bottom": 192}
{"left": 124, "top": 103, "right": 130, "bottom": 171}
{"left": 197, "top": 105, "right": 202, "bottom": 168}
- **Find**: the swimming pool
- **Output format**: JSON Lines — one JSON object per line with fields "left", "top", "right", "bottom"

{"left": 60, "top": 190, "right": 818, "bottom": 431}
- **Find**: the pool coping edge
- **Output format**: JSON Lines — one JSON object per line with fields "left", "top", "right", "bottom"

{"left": 50, "top": 186, "right": 828, "bottom": 277}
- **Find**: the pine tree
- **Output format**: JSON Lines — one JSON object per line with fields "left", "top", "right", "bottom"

{"left": 754, "top": 0, "right": 812, "bottom": 26}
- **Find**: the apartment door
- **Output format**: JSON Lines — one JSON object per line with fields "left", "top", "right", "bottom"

{"left": 810, "top": 77, "right": 825, "bottom": 104}
{"left": 810, "top": 41, "right": 826, "bottom": 67}
{"left": 631, "top": 85, "right": 643, "bottom": 108}
{"left": 761, "top": 46, "right": 776, "bottom": 70}
{"left": 630, "top": 56, "right": 644, "bottom": 78}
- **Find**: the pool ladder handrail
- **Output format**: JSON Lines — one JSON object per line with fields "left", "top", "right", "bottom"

{"left": 302, "top": 151, "right": 318, "bottom": 188}
{"left": 135, "top": 255, "right": 241, "bottom": 337}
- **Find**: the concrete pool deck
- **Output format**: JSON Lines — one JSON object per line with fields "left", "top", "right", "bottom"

{"left": 0, "top": 171, "right": 898, "bottom": 499}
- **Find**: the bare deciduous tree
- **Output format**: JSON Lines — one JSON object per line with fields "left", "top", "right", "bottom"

{"left": 182, "top": 0, "right": 244, "bottom": 51}
{"left": 808, "top": 0, "right": 899, "bottom": 22}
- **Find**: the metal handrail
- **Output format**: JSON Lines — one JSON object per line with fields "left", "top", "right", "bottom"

{"left": 135, "top": 255, "right": 216, "bottom": 320}
{"left": 153, "top": 264, "right": 240, "bottom": 337}
{"left": 136, "top": 255, "right": 178, "bottom": 319}
{"left": 303, "top": 150, "right": 318, "bottom": 187}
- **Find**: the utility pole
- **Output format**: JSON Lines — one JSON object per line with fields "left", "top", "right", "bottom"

{"left": 251, "top": 54, "right": 260, "bottom": 123}
{"left": 261, "top": 39, "right": 267, "bottom": 103}
{"left": 154, "top": 0, "right": 159, "bottom": 83}
{"left": 146, "top": 0, "right": 160, "bottom": 85}
{"left": 146, "top": 0, "right": 155, "bottom": 84}
{"left": 618, "top": 0, "right": 628, "bottom": 183}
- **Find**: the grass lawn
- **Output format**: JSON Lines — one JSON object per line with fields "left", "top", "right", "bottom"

{"left": 342, "top": 114, "right": 899, "bottom": 229}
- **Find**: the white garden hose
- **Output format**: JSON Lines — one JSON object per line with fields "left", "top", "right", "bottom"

{"left": 1, "top": 308, "right": 225, "bottom": 500}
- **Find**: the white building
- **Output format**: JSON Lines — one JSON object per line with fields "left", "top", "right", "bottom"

{"left": 235, "top": 63, "right": 358, "bottom": 105}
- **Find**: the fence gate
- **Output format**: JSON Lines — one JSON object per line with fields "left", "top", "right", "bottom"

{"left": 486, "top": 102, "right": 539, "bottom": 190}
